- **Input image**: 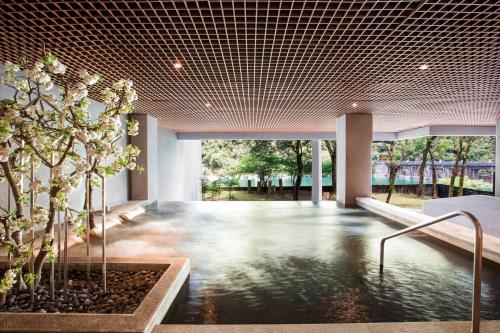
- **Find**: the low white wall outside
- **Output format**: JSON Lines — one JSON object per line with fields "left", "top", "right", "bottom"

{"left": 157, "top": 128, "right": 201, "bottom": 201}
{"left": 422, "top": 195, "right": 500, "bottom": 238}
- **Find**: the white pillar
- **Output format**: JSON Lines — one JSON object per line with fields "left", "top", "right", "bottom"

{"left": 130, "top": 114, "right": 158, "bottom": 201}
{"left": 312, "top": 140, "right": 322, "bottom": 201}
{"left": 496, "top": 119, "right": 500, "bottom": 197}
{"left": 336, "top": 113, "right": 373, "bottom": 207}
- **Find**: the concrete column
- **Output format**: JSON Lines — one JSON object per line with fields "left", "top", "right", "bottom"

{"left": 496, "top": 119, "right": 500, "bottom": 197}
{"left": 336, "top": 113, "right": 373, "bottom": 207}
{"left": 130, "top": 114, "right": 158, "bottom": 201}
{"left": 312, "top": 140, "right": 322, "bottom": 201}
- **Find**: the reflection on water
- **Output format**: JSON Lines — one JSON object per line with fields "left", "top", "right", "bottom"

{"left": 143, "top": 201, "right": 500, "bottom": 324}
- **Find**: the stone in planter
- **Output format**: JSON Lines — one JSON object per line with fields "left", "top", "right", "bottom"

{"left": 0, "top": 257, "right": 189, "bottom": 333}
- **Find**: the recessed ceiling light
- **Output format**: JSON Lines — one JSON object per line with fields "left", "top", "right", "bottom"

{"left": 352, "top": 102, "right": 358, "bottom": 107}
{"left": 205, "top": 102, "right": 212, "bottom": 107}
{"left": 419, "top": 64, "right": 429, "bottom": 70}
{"left": 173, "top": 62, "right": 183, "bottom": 69}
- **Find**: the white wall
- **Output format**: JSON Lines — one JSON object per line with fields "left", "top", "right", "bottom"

{"left": 422, "top": 195, "right": 500, "bottom": 238}
{"left": 0, "top": 66, "right": 129, "bottom": 212}
{"left": 158, "top": 127, "right": 201, "bottom": 201}
{"left": 496, "top": 119, "right": 500, "bottom": 197}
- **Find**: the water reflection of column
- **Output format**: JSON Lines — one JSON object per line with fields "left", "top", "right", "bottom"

{"left": 312, "top": 140, "right": 322, "bottom": 202}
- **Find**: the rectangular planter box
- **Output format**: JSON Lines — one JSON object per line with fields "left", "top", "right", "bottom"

{"left": 0, "top": 257, "right": 189, "bottom": 333}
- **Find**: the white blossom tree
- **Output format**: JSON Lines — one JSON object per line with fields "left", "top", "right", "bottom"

{"left": 0, "top": 53, "right": 140, "bottom": 299}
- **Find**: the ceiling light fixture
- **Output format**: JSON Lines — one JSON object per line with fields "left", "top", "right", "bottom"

{"left": 352, "top": 102, "right": 358, "bottom": 107}
{"left": 419, "top": 64, "right": 429, "bottom": 70}
{"left": 205, "top": 102, "right": 212, "bottom": 107}
{"left": 173, "top": 62, "right": 183, "bottom": 69}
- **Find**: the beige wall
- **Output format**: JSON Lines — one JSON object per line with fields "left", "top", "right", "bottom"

{"left": 336, "top": 113, "right": 373, "bottom": 207}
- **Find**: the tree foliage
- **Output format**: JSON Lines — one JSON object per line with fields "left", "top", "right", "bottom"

{"left": 238, "top": 141, "right": 280, "bottom": 190}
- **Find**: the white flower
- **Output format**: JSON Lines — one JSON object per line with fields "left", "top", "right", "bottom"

{"left": 88, "top": 147, "right": 96, "bottom": 157}
{"left": 26, "top": 106, "right": 36, "bottom": 117}
{"left": 14, "top": 79, "right": 29, "bottom": 91}
{"left": 113, "top": 116, "right": 122, "bottom": 129}
{"left": 4, "top": 61, "right": 20, "bottom": 73}
{"left": 38, "top": 72, "right": 51, "bottom": 84}
{"left": 4, "top": 108, "right": 22, "bottom": 124}
{"left": 111, "top": 160, "right": 122, "bottom": 171}
{"left": 59, "top": 176, "right": 73, "bottom": 193}
{"left": 78, "top": 69, "right": 89, "bottom": 79}
{"left": 52, "top": 59, "right": 67, "bottom": 74}
{"left": 77, "top": 82, "right": 86, "bottom": 90}
{"left": 0, "top": 146, "right": 11, "bottom": 162}
{"left": 85, "top": 74, "right": 100, "bottom": 85}
{"left": 75, "top": 162, "right": 88, "bottom": 175}
{"left": 78, "top": 69, "right": 99, "bottom": 85}
{"left": 4, "top": 269, "right": 15, "bottom": 279}
{"left": 126, "top": 161, "right": 136, "bottom": 170}
{"left": 52, "top": 165, "right": 63, "bottom": 178}
{"left": 101, "top": 141, "right": 113, "bottom": 156}
{"left": 0, "top": 132, "right": 12, "bottom": 144}
{"left": 44, "top": 81, "right": 54, "bottom": 90}
{"left": 77, "top": 129, "right": 90, "bottom": 143}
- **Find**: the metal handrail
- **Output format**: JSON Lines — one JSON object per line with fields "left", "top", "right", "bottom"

{"left": 379, "top": 210, "right": 483, "bottom": 333}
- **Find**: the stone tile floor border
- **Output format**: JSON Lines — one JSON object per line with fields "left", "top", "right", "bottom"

{"left": 154, "top": 321, "right": 500, "bottom": 333}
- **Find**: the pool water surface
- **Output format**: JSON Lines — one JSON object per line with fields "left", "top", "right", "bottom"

{"left": 142, "top": 201, "right": 500, "bottom": 324}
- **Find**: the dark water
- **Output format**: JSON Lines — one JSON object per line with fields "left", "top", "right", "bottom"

{"left": 146, "top": 201, "right": 500, "bottom": 324}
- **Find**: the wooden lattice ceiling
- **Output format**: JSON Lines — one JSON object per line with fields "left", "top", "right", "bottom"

{"left": 1, "top": 1, "right": 499, "bottom": 132}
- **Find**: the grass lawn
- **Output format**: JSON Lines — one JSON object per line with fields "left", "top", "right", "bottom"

{"left": 203, "top": 189, "right": 317, "bottom": 201}
{"left": 204, "top": 189, "right": 428, "bottom": 209}
{"left": 372, "top": 192, "right": 431, "bottom": 209}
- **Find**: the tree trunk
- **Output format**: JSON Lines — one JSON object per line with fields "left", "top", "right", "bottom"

{"left": 386, "top": 166, "right": 398, "bottom": 203}
{"left": 449, "top": 138, "right": 464, "bottom": 197}
{"left": 1, "top": 161, "right": 28, "bottom": 290}
{"left": 83, "top": 176, "right": 96, "bottom": 229}
{"left": 417, "top": 137, "right": 435, "bottom": 198}
{"left": 325, "top": 141, "right": 336, "bottom": 195}
{"left": 293, "top": 140, "right": 303, "bottom": 201}
{"left": 33, "top": 185, "right": 59, "bottom": 288}
{"left": 293, "top": 174, "right": 302, "bottom": 200}
{"left": 458, "top": 138, "right": 474, "bottom": 196}
{"left": 259, "top": 176, "right": 266, "bottom": 193}
{"left": 458, "top": 157, "right": 468, "bottom": 196}
{"left": 429, "top": 151, "right": 438, "bottom": 199}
